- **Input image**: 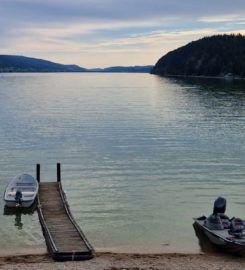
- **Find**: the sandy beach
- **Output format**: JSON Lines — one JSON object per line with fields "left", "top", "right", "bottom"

{"left": 1, "top": 252, "right": 245, "bottom": 270}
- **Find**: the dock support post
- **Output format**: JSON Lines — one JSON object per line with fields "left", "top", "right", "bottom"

{"left": 36, "top": 164, "right": 40, "bottom": 183}
{"left": 57, "top": 163, "right": 61, "bottom": 182}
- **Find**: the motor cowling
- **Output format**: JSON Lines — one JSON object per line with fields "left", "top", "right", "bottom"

{"left": 213, "top": 196, "right": 226, "bottom": 215}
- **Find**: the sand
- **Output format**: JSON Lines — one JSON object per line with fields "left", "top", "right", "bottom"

{"left": 1, "top": 252, "right": 245, "bottom": 270}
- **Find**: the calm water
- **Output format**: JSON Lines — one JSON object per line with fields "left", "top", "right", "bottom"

{"left": 0, "top": 73, "right": 245, "bottom": 255}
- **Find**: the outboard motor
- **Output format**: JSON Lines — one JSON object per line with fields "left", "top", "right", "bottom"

{"left": 205, "top": 196, "right": 229, "bottom": 230}
{"left": 213, "top": 196, "right": 226, "bottom": 215}
{"left": 15, "top": 190, "right": 22, "bottom": 206}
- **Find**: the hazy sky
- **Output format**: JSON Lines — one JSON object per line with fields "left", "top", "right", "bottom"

{"left": 1, "top": 0, "right": 245, "bottom": 68}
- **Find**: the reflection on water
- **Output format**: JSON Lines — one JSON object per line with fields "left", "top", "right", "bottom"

{"left": 14, "top": 213, "right": 23, "bottom": 230}
{"left": 4, "top": 201, "right": 37, "bottom": 230}
{"left": 1, "top": 200, "right": 45, "bottom": 255}
{"left": 0, "top": 73, "right": 244, "bottom": 254}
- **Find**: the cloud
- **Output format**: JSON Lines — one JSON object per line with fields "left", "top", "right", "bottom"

{"left": 2, "top": 0, "right": 245, "bottom": 25}
{"left": 199, "top": 14, "right": 244, "bottom": 23}
{"left": 1, "top": 0, "right": 245, "bottom": 67}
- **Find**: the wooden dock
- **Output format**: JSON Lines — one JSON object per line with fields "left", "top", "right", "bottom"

{"left": 37, "top": 164, "right": 94, "bottom": 261}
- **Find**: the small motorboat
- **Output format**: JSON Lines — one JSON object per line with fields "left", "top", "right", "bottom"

{"left": 4, "top": 174, "right": 39, "bottom": 208}
{"left": 193, "top": 197, "right": 245, "bottom": 255}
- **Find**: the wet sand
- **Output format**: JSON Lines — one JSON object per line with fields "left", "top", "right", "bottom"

{"left": 1, "top": 252, "right": 245, "bottom": 270}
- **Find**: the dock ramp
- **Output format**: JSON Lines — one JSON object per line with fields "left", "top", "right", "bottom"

{"left": 37, "top": 163, "right": 94, "bottom": 261}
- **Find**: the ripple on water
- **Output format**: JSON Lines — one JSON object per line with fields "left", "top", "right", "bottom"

{"left": 0, "top": 74, "right": 245, "bottom": 253}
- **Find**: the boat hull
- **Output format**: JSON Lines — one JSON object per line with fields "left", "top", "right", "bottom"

{"left": 193, "top": 218, "right": 245, "bottom": 255}
{"left": 4, "top": 199, "right": 35, "bottom": 208}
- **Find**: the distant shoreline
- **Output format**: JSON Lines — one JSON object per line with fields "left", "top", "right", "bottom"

{"left": 1, "top": 71, "right": 244, "bottom": 80}
{"left": 152, "top": 73, "right": 245, "bottom": 80}
{"left": 0, "top": 71, "right": 151, "bottom": 74}
{"left": 0, "top": 70, "right": 152, "bottom": 74}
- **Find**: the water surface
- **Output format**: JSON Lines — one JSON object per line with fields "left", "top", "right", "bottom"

{"left": 0, "top": 73, "right": 244, "bottom": 255}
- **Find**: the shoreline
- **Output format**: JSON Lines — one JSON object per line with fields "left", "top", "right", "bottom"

{"left": 1, "top": 252, "right": 245, "bottom": 270}
{"left": 151, "top": 73, "right": 245, "bottom": 80}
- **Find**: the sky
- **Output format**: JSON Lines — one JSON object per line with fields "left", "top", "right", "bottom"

{"left": 1, "top": 0, "right": 245, "bottom": 68}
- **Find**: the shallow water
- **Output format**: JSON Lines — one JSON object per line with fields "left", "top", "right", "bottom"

{"left": 0, "top": 73, "right": 244, "bottom": 255}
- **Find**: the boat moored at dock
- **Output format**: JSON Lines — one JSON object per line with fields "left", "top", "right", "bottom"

{"left": 4, "top": 173, "right": 39, "bottom": 208}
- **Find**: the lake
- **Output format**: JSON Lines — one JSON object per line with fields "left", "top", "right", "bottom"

{"left": 0, "top": 73, "right": 244, "bottom": 255}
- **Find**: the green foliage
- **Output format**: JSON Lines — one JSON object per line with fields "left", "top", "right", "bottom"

{"left": 152, "top": 34, "right": 245, "bottom": 77}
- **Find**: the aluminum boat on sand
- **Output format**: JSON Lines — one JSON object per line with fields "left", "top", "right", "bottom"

{"left": 193, "top": 197, "right": 245, "bottom": 255}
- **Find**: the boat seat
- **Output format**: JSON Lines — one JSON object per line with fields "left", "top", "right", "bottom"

{"left": 7, "top": 192, "right": 15, "bottom": 197}
{"left": 8, "top": 191, "right": 35, "bottom": 197}
{"left": 22, "top": 192, "right": 35, "bottom": 197}
{"left": 16, "top": 183, "right": 34, "bottom": 186}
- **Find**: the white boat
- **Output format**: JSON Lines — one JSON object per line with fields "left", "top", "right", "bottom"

{"left": 193, "top": 197, "right": 245, "bottom": 255}
{"left": 4, "top": 174, "right": 39, "bottom": 208}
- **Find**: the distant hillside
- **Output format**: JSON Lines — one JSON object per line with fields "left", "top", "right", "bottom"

{"left": 91, "top": 65, "right": 154, "bottom": 73}
{"left": 0, "top": 55, "right": 86, "bottom": 72}
{"left": 152, "top": 34, "right": 245, "bottom": 78}
{"left": 0, "top": 55, "right": 153, "bottom": 73}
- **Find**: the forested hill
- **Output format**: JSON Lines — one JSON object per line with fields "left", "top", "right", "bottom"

{"left": 151, "top": 34, "right": 245, "bottom": 78}
{"left": 0, "top": 55, "right": 152, "bottom": 73}
{"left": 0, "top": 55, "right": 86, "bottom": 72}
{"left": 89, "top": 65, "right": 153, "bottom": 73}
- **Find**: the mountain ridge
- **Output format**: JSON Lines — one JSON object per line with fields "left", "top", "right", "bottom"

{"left": 0, "top": 55, "right": 153, "bottom": 73}
{"left": 0, "top": 55, "right": 86, "bottom": 72}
